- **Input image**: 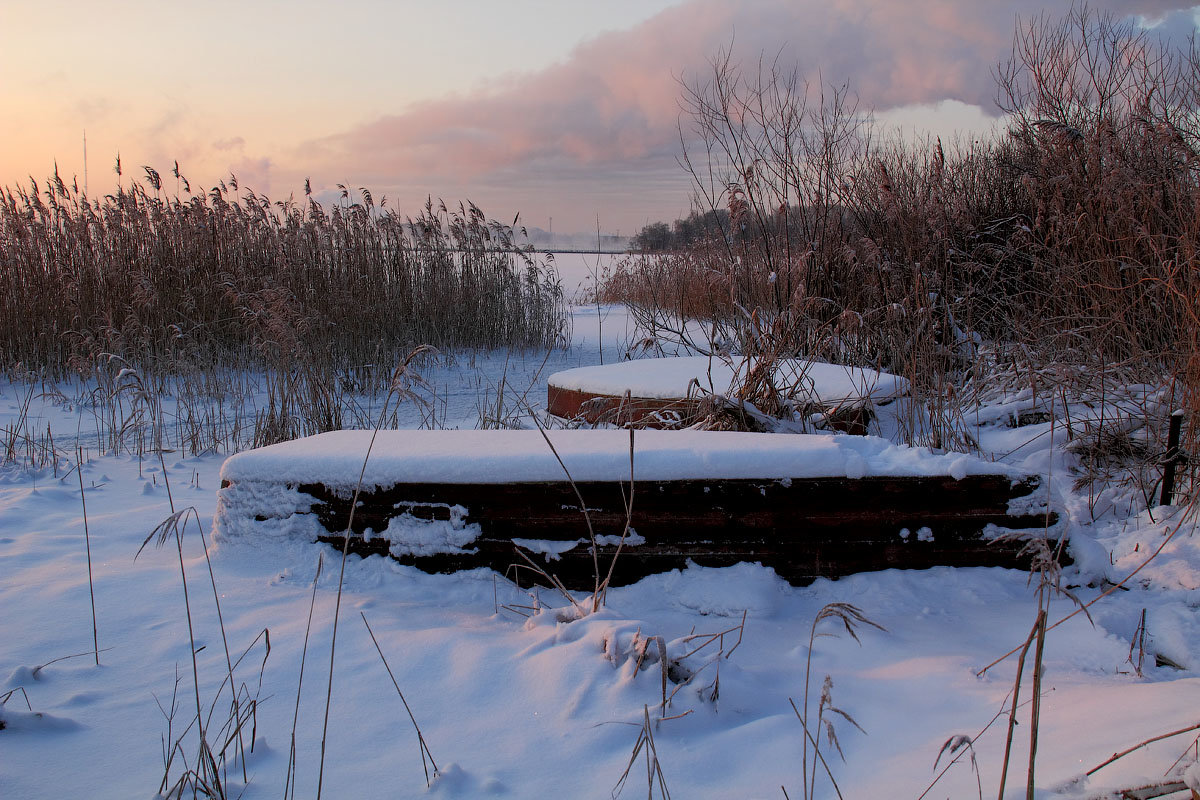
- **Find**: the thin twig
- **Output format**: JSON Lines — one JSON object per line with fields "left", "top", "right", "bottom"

{"left": 1087, "top": 721, "right": 1200, "bottom": 777}
{"left": 76, "top": 451, "right": 100, "bottom": 666}
{"left": 978, "top": 512, "right": 1194, "bottom": 678}
{"left": 360, "top": 612, "right": 439, "bottom": 786}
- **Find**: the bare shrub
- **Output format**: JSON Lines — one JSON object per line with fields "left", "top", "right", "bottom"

{"left": 606, "top": 7, "right": 1200, "bottom": 496}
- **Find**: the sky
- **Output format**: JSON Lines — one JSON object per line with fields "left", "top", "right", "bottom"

{"left": 2, "top": 1, "right": 1198, "bottom": 235}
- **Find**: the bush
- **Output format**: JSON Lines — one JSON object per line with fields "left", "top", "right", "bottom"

{"left": 602, "top": 6, "right": 1200, "bottom": 469}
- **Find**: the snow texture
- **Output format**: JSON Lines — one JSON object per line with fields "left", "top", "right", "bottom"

{"left": 548, "top": 355, "right": 909, "bottom": 403}
{"left": 3, "top": 301, "right": 1200, "bottom": 800}
{"left": 219, "top": 428, "right": 1018, "bottom": 489}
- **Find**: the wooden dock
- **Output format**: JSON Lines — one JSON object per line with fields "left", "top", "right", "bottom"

{"left": 215, "top": 429, "right": 1061, "bottom": 588}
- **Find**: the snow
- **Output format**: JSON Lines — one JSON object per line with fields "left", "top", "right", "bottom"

{"left": 548, "top": 355, "right": 909, "bottom": 404}
{"left": 218, "top": 428, "right": 1021, "bottom": 490}
{"left": 377, "top": 508, "right": 480, "bottom": 557}
{"left": 3, "top": 303, "right": 1200, "bottom": 799}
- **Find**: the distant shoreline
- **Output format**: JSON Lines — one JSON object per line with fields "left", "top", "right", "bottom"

{"left": 545, "top": 248, "right": 628, "bottom": 255}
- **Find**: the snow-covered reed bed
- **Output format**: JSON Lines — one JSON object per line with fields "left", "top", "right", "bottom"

{"left": 0, "top": 303, "right": 627, "bottom": 470}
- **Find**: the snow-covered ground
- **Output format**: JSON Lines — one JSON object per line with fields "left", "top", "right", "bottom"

{"left": 3, "top": 300, "right": 1200, "bottom": 799}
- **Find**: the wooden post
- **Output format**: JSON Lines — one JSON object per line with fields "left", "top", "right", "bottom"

{"left": 1160, "top": 410, "right": 1185, "bottom": 507}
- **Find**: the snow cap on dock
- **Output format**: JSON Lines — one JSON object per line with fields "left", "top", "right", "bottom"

{"left": 219, "top": 429, "right": 1014, "bottom": 490}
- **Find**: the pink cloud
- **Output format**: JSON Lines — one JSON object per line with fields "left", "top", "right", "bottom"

{"left": 297, "top": 0, "right": 1196, "bottom": 228}
{"left": 212, "top": 136, "right": 246, "bottom": 152}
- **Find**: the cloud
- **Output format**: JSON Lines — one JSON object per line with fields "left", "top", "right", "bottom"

{"left": 212, "top": 136, "right": 246, "bottom": 152}
{"left": 1135, "top": 0, "right": 1198, "bottom": 18}
{"left": 300, "top": 0, "right": 1196, "bottom": 229}
{"left": 1143, "top": 5, "right": 1200, "bottom": 38}
{"left": 229, "top": 156, "right": 273, "bottom": 195}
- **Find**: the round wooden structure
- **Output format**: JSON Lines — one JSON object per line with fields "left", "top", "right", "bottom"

{"left": 547, "top": 357, "right": 907, "bottom": 432}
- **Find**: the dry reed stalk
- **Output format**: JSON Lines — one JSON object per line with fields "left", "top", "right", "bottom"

{"left": 995, "top": 612, "right": 1041, "bottom": 800}
{"left": 316, "top": 346, "right": 431, "bottom": 799}
{"left": 597, "top": 426, "right": 636, "bottom": 604}
{"left": 1025, "top": 606, "right": 1048, "bottom": 799}
{"left": 612, "top": 705, "right": 673, "bottom": 799}
{"left": 284, "top": 553, "right": 323, "bottom": 800}
{"left": 75, "top": 449, "right": 99, "bottom": 665}
{"left": 788, "top": 697, "right": 845, "bottom": 800}
{"left": 1086, "top": 721, "right": 1200, "bottom": 779}
{"left": 917, "top": 704, "right": 1012, "bottom": 800}
{"left": 795, "top": 603, "right": 882, "bottom": 799}
{"left": 359, "top": 612, "right": 439, "bottom": 787}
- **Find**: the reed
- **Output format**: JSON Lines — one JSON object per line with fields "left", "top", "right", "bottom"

{"left": 0, "top": 176, "right": 565, "bottom": 376}
{"left": 605, "top": 6, "right": 1199, "bottom": 502}
{"left": 612, "top": 705, "right": 673, "bottom": 799}
{"left": 0, "top": 178, "right": 566, "bottom": 453}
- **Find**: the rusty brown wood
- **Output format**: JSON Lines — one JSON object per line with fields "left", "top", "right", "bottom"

{"left": 546, "top": 384, "right": 876, "bottom": 433}
{"left": 227, "top": 473, "right": 1061, "bottom": 588}
{"left": 546, "top": 384, "right": 701, "bottom": 426}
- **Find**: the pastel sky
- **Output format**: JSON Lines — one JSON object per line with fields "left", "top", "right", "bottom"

{"left": 3, "top": 1, "right": 1197, "bottom": 234}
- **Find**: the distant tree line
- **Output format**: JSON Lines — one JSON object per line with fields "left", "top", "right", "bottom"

{"left": 633, "top": 207, "right": 838, "bottom": 252}
{"left": 631, "top": 209, "right": 730, "bottom": 252}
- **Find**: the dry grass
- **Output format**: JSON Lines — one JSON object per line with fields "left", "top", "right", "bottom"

{"left": 0, "top": 177, "right": 567, "bottom": 455}
{"left": 139, "top": 495, "right": 270, "bottom": 799}
{"left": 603, "top": 7, "right": 1198, "bottom": 502}
{"left": 612, "top": 706, "right": 673, "bottom": 799}
{"left": 0, "top": 177, "right": 565, "bottom": 376}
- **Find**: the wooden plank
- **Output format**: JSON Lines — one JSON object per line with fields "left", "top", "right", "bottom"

{"left": 315, "top": 527, "right": 1051, "bottom": 588}
{"left": 225, "top": 473, "right": 1061, "bottom": 588}
{"left": 296, "top": 476, "right": 1046, "bottom": 532}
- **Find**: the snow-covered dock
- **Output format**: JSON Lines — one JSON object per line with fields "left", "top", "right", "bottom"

{"left": 215, "top": 429, "right": 1060, "bottom": 587}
